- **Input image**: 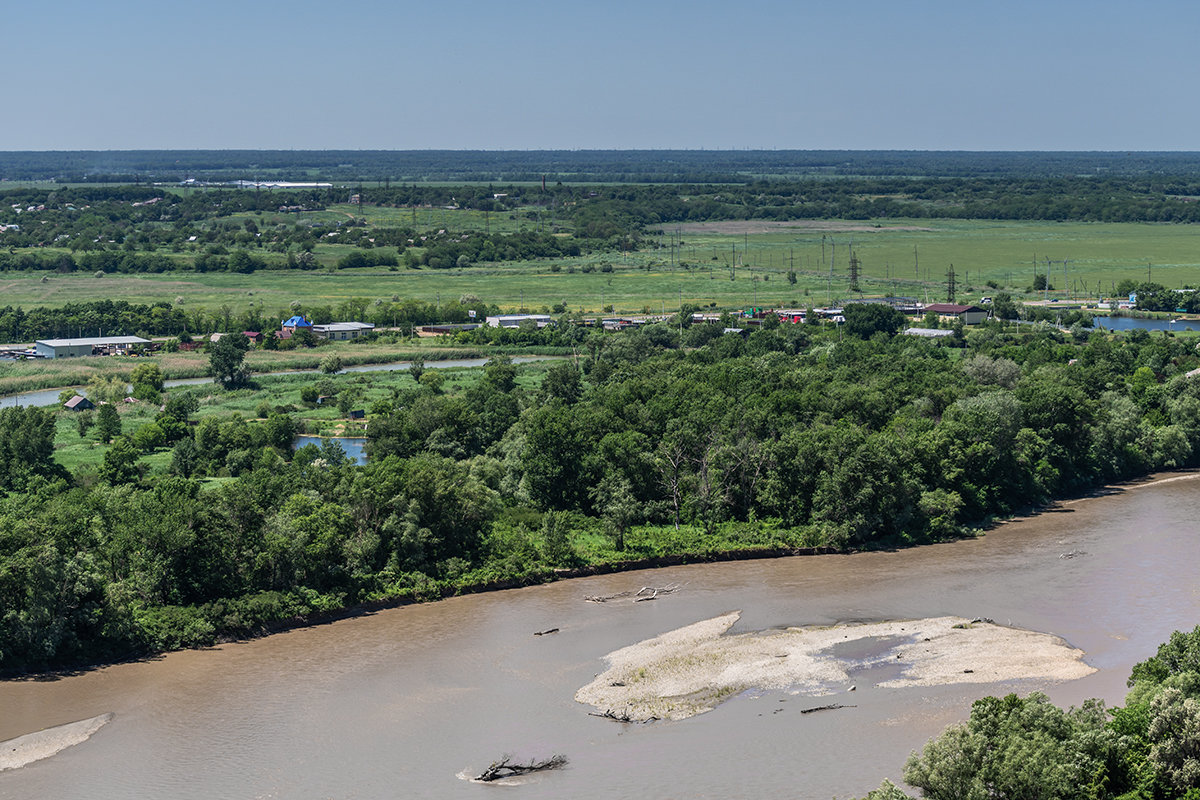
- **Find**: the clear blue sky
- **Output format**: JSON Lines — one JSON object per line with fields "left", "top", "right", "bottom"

{"left": 5, "top": 0, "right": 1196, "bottom": 151}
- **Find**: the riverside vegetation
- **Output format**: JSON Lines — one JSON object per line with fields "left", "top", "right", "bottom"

{"left": 857, "top": 625, "right": 1200, "bottom": 800}
{"left": 4, "top": 311, "right": 1200, "bottom": 676}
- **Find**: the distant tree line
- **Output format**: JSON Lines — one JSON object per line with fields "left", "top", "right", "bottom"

{"left": 8, "top": 149, "right": 1200, "bottom": 182}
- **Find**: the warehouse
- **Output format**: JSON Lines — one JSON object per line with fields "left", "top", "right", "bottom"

{"left": 34, "top": 336, "right": 150, "bottom": 359}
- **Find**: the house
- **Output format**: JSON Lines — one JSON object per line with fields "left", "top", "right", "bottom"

{"left": 63, "top": 395, "right": 94, "bottom": 411}
{"left": 922, "top": 304, "right": 989, "bottom": 325}
{"left": 281, "top": 315, "right": 313, "bottom": 334}
{"left": 242, "top": 331, "right": 263, "bottom": 345}
{"left": 312, "top": 322, "right": 375, "bottom": 341}
{"left": 34, "top": 336, "right": 150, "bottom": 359}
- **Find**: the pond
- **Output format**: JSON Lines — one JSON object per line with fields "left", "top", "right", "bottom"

{"left": 292, "top": 435, "right": 368, "bottom": 465}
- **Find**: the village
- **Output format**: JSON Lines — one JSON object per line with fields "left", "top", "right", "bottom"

{"left": 0, "top": 300, "right": 1011, "bottom": 362}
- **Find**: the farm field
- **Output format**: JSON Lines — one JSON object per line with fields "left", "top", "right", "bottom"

{"left": 3, "top": 218, "right": 1200, "bottom": 316}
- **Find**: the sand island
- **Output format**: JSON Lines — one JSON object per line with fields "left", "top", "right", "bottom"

{"left": 0, "top": 713, "right": 114, "bottom": 772}
{"left": 575, "top": 612, "right": 1095, "bottom": 721}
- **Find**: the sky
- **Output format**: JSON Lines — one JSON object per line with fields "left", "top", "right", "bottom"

{"left": 4, "top": 0, "right": 1197, "bottom": 151}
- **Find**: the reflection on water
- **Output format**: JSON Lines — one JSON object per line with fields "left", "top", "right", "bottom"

{"left": 292, "top": 435, "right": 368, "bottom": 465}
{"left": 1, "top": 476, "right": 1198, "bottom": 800}
{"left": 1093, "top": 315, "right": 1200, "bottom": 332}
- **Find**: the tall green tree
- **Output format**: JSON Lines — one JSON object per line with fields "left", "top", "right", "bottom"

{"left": 95, "top": 403, "right": 121, "bottom": 443}
{"left": 208, "top": 333, "right": 251, "bottom": 389}
{"left": 0, "top": 406, "right": 61, "bottom": 491}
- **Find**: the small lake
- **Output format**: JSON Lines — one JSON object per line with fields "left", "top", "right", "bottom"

{"left": 292, "top": 435, "right": 368, "bottom": 465}
{"left": 1092, "top": 315, "right": 1200, "bottom": 332}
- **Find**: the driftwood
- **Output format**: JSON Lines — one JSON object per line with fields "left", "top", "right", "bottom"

{"left": 588, "top": 708, "right": 657, "bottom": 724}
{"left": 585, "top": 584, "right": 682, "bottom": 604}
{"left": 475, "top": 754, "right": 568, "bottom": 782}
{"left": 533, "top": 628, "right": 559, "bottom": 636}
{"left": 799, "top": 703, "right": 856, "bottom": 714}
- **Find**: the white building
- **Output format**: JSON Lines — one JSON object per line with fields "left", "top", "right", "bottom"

{"left": 312, "top": 322, "right": 375, "bottom": 341}
{"left": 34, "top": 336, "right": 150, "bottom": 359}
{"left": 485, "top": 314, "right": 552, "bottom": 329}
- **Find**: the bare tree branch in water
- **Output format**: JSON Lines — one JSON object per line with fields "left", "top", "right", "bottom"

{"left": 475, "top": 754, "right": 568, "bottom": 782}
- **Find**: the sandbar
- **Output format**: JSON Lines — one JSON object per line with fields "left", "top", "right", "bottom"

{"left": 0, "top": 713, "right": 113, "bottom": 771}
{"left": 575, "top": 613, "right": 1094, "bottom": 721}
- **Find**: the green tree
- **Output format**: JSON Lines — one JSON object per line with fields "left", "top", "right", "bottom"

{"left": 590, "top": 473, "right": 638, "bottom": 551}
{"left": 903, "top": 693, "right": 1121, "bottom": 800}
{"left": 484, "top": 355, "right": 517, "bottom": 393}
{"left": 408, "top": 355, "right": 425, "bottom": 384}
{"left": 95, "top": 403, "right": 121, "bottom": 443}
{"left": 130, "top": 362, "right": 165, "bottom": 402}
{"left": 169, "top": 436, "right": 199, "bottom": 477}
{"left": 75, "top": 410, "right": 94, "bottom": 439}
{"left": 131, "top": 422, "right": 166, "bottom": 453}
{"left": 0, "top": 406, "right": 62, "bottom": 491}
{"left": 162, "top": 392, "right": 199, "bottom": 423}
{"left": 540, "top": 361, "right": 582, "bottom": 404}
{"left": 320, "top": 353, "right": 343, "bottom": 374}
{"left": 208, "top": 333, "right": 251, "bottom": 389}
{"left": 1146, "top": 687, "right": 1200, "bottom": 793}
{"left": 87, "top": 375, "right": 127, "bottom": 405}
{"left": 843, "top": 303, "right": 906, "bottom": 339}
{"left": 540, "top": 510, "right": 575, "bottom": 565}
{"left": 98, "top": 437, "right": 142, "bottom": 485}
{"left": 418, "top": 370, "right": 445, "bottom": 393}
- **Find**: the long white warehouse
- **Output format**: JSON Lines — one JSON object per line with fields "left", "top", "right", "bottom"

{"left": 34, "top": 336, "right": 150, "bottom": 359}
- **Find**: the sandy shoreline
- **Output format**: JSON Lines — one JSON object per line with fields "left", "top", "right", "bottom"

{"left": 575, "top": 613, "right": 1094, "bottom": 721}
{"left": 0, "top": 713, "right": 113, "bottom": 771}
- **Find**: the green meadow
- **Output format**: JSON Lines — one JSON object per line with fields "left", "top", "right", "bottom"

{"left": 3, "top": 218, "right": 1200, "bottom": 317}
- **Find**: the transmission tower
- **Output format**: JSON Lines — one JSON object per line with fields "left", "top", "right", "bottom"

{"left": 946, "top": 264, "right": 957, "bottom": 303}
{"left": 848, "top": 250, "right": 861, "bottom": 292}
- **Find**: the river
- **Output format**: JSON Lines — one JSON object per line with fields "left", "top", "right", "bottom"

{"left": 0, "top": 355, "right": 558, "bottom": 409}
{"left": 2, "top": 475, "right": 1198, "bottom": 799}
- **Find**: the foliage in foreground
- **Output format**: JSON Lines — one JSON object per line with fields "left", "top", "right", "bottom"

{"left": 858, "top": 627, "right": 1200, "bottom": 800}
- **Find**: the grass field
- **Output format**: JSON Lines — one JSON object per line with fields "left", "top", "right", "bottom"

{"left": 4, "top": 219, "right": 1200, "bottom": 318}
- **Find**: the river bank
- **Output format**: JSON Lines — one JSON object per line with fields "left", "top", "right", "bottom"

{"left": 10, "top": 469, "right": 1195, "bottom": 682}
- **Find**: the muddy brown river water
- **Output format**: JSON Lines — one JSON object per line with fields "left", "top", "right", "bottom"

{"left": 2, "top": 475, "right": 1199, "bottom": 799}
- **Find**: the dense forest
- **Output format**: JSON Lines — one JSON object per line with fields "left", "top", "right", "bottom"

{"left": 3, "top": 314, "right": 1200, "bottom": 676}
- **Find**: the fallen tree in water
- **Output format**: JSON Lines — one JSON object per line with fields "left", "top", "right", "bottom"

{"left": 475, "top": 754, "right": 568, "bottom": 782}
{"left": 585, "top": 584, "right": 682, "bottom": 603}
